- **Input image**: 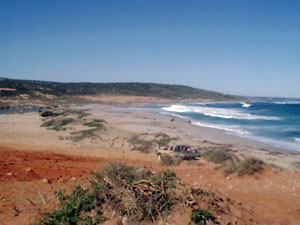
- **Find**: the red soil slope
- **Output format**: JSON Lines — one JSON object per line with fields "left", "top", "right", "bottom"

{"left": 0, "top": 147, "right": 300, "bottom": 225}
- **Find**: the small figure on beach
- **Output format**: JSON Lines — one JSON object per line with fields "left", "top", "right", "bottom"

{"left": 170, "top": 118, "right": 175, "bottom": 122}
{"left": 188, "top": 119, "right": 191, "bottom": 124}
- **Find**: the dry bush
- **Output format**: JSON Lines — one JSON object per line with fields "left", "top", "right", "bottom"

{"left": 38, "top": 162, "right": 261, "bottom": 224}
{"left": 129, "top": 135, "right": 154, "bottom": 153}
{"left": 225, "top": 157, "right": 263, "bottom": 176}
{"left": 160, "top": 154, "right": 183, "bottom": 166}
{"left": 202, "top": 148, "right": 237, "bottom": 165}
{"left": 89, "top": 163, "right": 180, "bottom": 222}
{"left": 291, "top": 161, "right": 300, "bottom": 169}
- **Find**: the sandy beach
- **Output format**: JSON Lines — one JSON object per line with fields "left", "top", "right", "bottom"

{"left": 1, "top": 103, "right": 300, "bottom": 224}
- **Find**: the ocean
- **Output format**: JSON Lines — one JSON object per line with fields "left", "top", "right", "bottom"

{"left": 160, "top": 100, "right": 300, "bottom": 152}
{"left": 0, "top": 109, "right": 40, "bottom": 114}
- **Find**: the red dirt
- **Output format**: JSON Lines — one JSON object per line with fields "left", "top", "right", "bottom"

{"left": 1, "top": 147, "right": 300, "bottom": 225}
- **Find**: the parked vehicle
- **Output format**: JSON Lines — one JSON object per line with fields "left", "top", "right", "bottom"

{"left": 157, "top": 145, "right": 201, "bottom": 160}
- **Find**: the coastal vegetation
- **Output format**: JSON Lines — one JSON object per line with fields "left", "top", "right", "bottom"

{"left": 291, "top": 161, "right": 300, "bottom": 169}
{"left": 160, "top": 154, "right": 183, "bottom": 166}
{"left": 41, "top": 118, "right": 74, "bottom": 131}
{"left": 191, "top": 209, "right": 214, "bottom": 225}
{"left": 0, "top": 77, "right": 237, "bottom": 101}
{"left": 39, "top": 162, "right": 214, "bottom": 225}
{"left": 202, "top": 148, "right": 237, "bottom": 165}
{"left": 129, "top": 133, "right": 176, "bottom": 153}
{"left": 71, "top": 119, "right": 106, "bottom": 142}
{"left": 202, "top": 148, "right": 264, "bottom": 176}
{"left": 224, "top": 157, "right": 264, "bottom": 176}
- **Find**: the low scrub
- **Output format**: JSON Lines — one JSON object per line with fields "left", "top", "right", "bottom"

{"left": 71, "top": 119, "right": 106, "bottom": 141}
{"left": 160, "top": 154, "right": 182, "bottom": 166}
{"left": 129, "top": 135, "right": 154, "bottom": 153}
{"left": 84, "top": 119, "right": 106, "bottom": 128}
{"left": 129, "top": 133, "right": 177, "bottom": 153}
{"left": 41, "top": 118, "right": 74, "bottom": 131}
{"left": 153, "top": 137, "right": 176, "bottom": 147}
{"left": 41, "top": 119, "right": 55, "bottom": 127}
{"left": 153, "top": 133, "right": 176, "bottom": 147}
{"left": 71, "top": 128, "right": 100, "bottom": 142}
{"left": 191, "top": 209, "right": 214, "bottom": 225}
{"left": 202, "top": 148, "right": 236, "bottom": 165}
{"left": 291, "top": 161, "right": 300, "bottom": 169}
{"left": 90, "top": 163, "right": 179, "bottom": 222}
{"left": 39, "top": 163, "right": 183, "bottom": 224}
{"left": 40, "top": 186, "right": 104, "bottom": 225}
{"left": 225, "top": 157, "right": 263, "bottom": 176}
{"left": 77, "top": 111, "right": 90, "bottom": 119}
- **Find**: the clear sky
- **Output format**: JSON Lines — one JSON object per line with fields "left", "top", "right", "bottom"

{"left": 0, "top": 0, "right": 299, "bottom": 98}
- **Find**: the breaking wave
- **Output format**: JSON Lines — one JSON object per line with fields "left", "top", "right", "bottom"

{"left": 240, "top": 102, "right": 251, "bottom": 108}
{"left": 192, "top": 121, "right": 250, "bottom": 135}
{"left": 162, "top": 105, "right": 281, "bottom": 120}
{"left": 294, "top": 138, "right": 300, "bottom": 144}
{"left": 274, "top": 101, "right": 300, "bottom": 105}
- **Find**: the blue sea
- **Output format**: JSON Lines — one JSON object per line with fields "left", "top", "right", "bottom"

{"left": 0, "top": 109, "right": 40, "bottom": 114}
{"left": 160, "top": 100, "right": 300, "bottom": 152}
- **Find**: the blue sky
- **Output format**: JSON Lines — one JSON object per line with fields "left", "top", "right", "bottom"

{"left": 0, "top": 0, "right": 299, "bottom": 98}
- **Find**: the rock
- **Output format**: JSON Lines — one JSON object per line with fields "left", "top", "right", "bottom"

{"left": 41, "top": 178, "right": 50, "bottom": 184}
{"left": 227, "top": 176, "right": 231, "bottom": 180}
{"left": 70, "top": 177, "right": 76, "bottom": 181}
{"left": 24, "top": 167, "right": 32, "bottom": 172}
{"left": 228, "top": 185, "right": 234, "bottom": 189}
{"left": 57, "top": 178, "right": 65, "bottom": 183}
{"left": 6, "top": 172, "right": 12, "bottom": 176}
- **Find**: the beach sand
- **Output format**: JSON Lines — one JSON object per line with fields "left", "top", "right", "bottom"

{"left": 0, "top": 103, "right": 300, "bottom": 224}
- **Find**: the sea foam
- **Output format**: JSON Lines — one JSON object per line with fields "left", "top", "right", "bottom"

{"left": 274, "top": 101, "right": 300, "bottom": 105}
{"left": 240, "top": 102, "right": 251, "bottom": 108}
{"left": 162, "top": 105, "right": 281, "bottom": 120}
{"left": 192, "top": 121, "right": 250, "bottom": 135}
{"left": 294, "top": 138, "right": 300, "bottom": 144}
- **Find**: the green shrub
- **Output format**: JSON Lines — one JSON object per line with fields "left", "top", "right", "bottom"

{"left": 41, "top": 119, "right": 55, "bottom": 127}
{"left": 61, "top": 118, "right": 74, "bottom": 126}
{"left": 129, "top": 135, "right": 154, "bottom": 153}
{"left": 102, "top": 162, "right": 138, "bottom": 184}
{"left": 89, "top": 163, "right": 179, "bottom": 222}
{"left": 160, "top": 154, "right": 182, "bottom": 166}
{"left": 203, "top": 149, "right": 235, "bottom": 165}
{"left": 236, "top": 157, "right": 263, "bottom": 176}
{"left": 41, "top": 118, "right": 74, "bottom": 131}
{"left": 77, "top": 111, "right": 89, "bottom": 119}
{"left": 291, "top": 161, "right": 300, "bottom": 169}
{"left": 71, "top": 128, "right": 99, "bottom": 141}
{"left": 153, "top": 137, "right": 176, "bottom": 147}
{"left": 225, "top": 157, "right": 263, "bottom": 176}
{"left": 40, "top": 186, "right": 104, "bottom": 225}
{"left": 191, "top": 209, "right": 214, "bottom": 225}
{"left": 84, "top": 119, "right": 105, "bottom": 128}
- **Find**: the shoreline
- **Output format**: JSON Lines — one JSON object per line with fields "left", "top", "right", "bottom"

{"left": 0, "top": 102, "right": 299, "bottom": 154}
{"left": 147, "top": 102, "right": 300, "bottom": 153}
{"left": 145, "top": 107, "right": 298, "bottom": 153}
